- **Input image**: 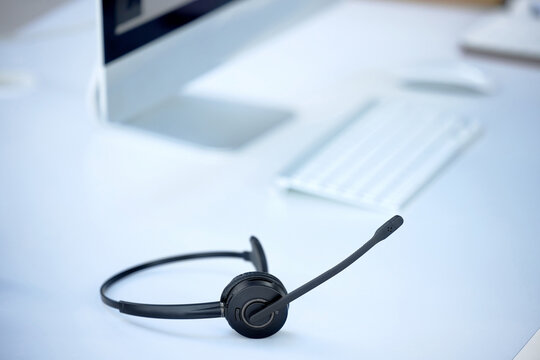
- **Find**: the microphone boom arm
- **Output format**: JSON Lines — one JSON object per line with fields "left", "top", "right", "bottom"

{"left": 249, "top": 215, "right": 404, "bottom": 323}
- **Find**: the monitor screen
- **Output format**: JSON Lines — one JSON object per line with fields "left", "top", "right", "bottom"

{"left": 102, "top": 0, "right": 236, "bottom": 64}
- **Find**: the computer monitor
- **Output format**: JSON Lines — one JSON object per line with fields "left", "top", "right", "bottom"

{"left": 96, "top": 0, "right": 333, "bottom": 148}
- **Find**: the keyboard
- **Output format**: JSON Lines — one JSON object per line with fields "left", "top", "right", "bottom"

{"left": 277, "top": 99, "right": 481, "bottom": 211}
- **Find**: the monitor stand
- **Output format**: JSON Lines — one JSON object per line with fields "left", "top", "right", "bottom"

{"left": 119, "top": 95, "right": 292, "bottom": 149}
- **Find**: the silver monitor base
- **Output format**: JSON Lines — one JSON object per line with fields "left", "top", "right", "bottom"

{"left": 120, "top": 95, "right": 292, "bottom": 149}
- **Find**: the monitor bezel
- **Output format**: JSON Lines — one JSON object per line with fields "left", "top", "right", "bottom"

{"left": 101, "top": 0, "right": 235, "bottom": 64}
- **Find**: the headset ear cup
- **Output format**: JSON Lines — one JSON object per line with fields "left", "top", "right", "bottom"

{"left": 221, "top": 272, "right": 288, "bottom": 339}
{"left": 220, "top": 272, "right": 285, "bottom": 303}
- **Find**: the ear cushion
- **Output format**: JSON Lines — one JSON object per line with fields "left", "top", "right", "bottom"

{"left": 220, "top": 271, "right": 286, "bottom": 303}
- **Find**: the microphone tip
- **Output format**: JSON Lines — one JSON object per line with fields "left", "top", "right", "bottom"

{"left": 374, "top": 215, "right": 404, "bottom": 241}
{"left": 389, "top": 215, "right": 404, "bottom": 228}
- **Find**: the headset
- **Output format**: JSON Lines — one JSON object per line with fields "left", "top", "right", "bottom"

{"left": 100, "top": 215, "right": 404, "bottom": 338}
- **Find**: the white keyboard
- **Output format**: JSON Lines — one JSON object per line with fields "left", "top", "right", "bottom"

{"left": 277, "top": 99, "right": 481, "bottom": 211}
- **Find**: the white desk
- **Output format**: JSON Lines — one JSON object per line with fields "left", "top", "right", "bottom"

{"left": 1, "top": 1, "right": 539, "bottom": 359}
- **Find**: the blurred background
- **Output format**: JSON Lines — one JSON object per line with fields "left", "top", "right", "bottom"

{"left": 1, "top": 0, "right": 539, "bottom": 359}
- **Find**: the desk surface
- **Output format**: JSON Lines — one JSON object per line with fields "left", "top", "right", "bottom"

{"left": 1, "top": 1, "right": 539, "bottom": 359}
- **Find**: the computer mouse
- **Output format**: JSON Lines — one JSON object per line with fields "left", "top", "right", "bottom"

{"left": 396, "top": 61, "right": 494, "bottom": 94}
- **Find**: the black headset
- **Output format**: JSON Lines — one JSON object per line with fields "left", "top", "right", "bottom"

{"left": 100, "top": 215, "right": 404, "bottom": 338}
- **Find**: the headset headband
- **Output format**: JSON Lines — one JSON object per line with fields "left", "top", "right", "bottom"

{"left": 100, "top": 237, "right": 268, "bottom": 319}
